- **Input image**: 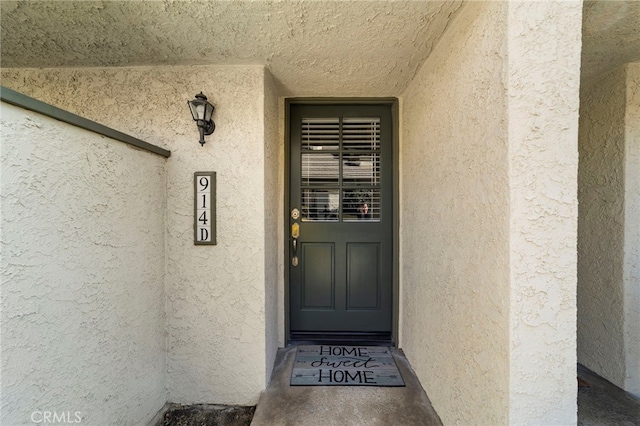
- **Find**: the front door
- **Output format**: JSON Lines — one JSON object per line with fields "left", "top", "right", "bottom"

{"left": 288, "top": 102, "right": 394, "bottom": 340}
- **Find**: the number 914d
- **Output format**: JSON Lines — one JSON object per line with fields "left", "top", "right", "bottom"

{"left": 194, "top": 172, "right": 216, "bottom": 245}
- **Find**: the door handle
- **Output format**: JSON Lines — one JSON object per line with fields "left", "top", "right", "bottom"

{"left": 291, "top": 222, "right": 299, "bottom": 266}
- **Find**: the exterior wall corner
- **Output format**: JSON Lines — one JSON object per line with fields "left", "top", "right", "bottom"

{"left": 507, "top": 1, "right": 582, "bottom": 423}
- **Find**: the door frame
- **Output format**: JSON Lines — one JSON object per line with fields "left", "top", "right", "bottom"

{"left": 284, "top": 97, "right": 400, "bottom": 346}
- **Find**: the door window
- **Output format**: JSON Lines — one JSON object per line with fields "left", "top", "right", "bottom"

{"left": 300, "top": 117, "right": 381, "bottom": 222}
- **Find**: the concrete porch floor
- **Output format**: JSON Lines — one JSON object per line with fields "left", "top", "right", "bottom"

{"left": 249, "top": 348, "right": 640, "bottom": 426}
{"left": 250, "top": 346, "right": 442, "bottom": 426}
{"left": 577, "top": 364, "right": 640, "bottom": 425}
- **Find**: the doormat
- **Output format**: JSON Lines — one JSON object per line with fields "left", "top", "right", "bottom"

{"left": 291, "top": 345, "right": 405, "bottom": 387}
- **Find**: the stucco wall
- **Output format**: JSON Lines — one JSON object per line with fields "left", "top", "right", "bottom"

{"left": 162, "top": 66, "right": 268, "bottom": 405}
{"left": 506, "top": 1, "right": 581, "bottom": 423}
{"left": 400, "top": 2, "right": 510, "bottom": 424}
{"left": 579, "top": 62, "right": 640, "bottom": 397}
{"left": 624, "top": 62, "right": 640, "bottom": 396}
{"left": 402, "top": 1, "right": 581, "bottom": 424}
{"left": 578, "top": 65, "right": 627, "bottom": 388}
{"left": 1, "top": 65, "right": 276, "bottom": 405}
{"left": 0, "top": 102, "right": 167, "bottom": 425}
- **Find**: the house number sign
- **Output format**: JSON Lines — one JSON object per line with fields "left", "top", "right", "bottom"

{"left": 194, "top": 172, "right": 216, "bottom": 245}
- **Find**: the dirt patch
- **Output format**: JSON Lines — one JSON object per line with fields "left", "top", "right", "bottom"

{"left": 162, "top": 404, "right": 255, "bottom": 426}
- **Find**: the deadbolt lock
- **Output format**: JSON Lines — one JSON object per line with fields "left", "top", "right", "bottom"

{"left": 291, "top": 208, "right": 300, "bottom": 220}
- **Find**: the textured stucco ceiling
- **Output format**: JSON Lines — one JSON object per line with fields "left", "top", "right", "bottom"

{"left": 0, "top": 0, "right": 463, "bottom": 96}
{"left": 581, "top": 0, "right": 640, "bottom": 82}
{"left": 1, "top": 1, "right": 638, "bottom": 95}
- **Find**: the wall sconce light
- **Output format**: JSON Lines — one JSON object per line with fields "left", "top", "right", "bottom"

{"left": 187, "top": 92, "right": 215, "bottom": 146}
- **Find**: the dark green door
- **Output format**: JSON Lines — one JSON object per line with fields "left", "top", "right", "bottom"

{"left": 289, "top": 103, "right": 393, "bottom": 337}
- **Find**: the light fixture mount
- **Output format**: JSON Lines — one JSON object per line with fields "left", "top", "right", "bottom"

{"left": 187, "top": 92, "right": 216, "bottom": 146}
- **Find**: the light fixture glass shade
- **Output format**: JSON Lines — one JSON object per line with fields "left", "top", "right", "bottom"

{"left": 194, "top": 103, "right": 205, "bottom": 120}
{"left": 188, "top": 92, "right": 215, "bottom": 121}
{"left": 203, "top": 102, "right": 214, "bottom": 122}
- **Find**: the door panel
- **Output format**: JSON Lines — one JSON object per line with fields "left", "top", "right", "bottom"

{"left": 302, "top": 244, "right": 335, "bottom": 309}
{"left": 289, "top": 103, "right": 393, "bottom": 335}
{"left": 347, "top": 243, "right": 380, "bottom": 310}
